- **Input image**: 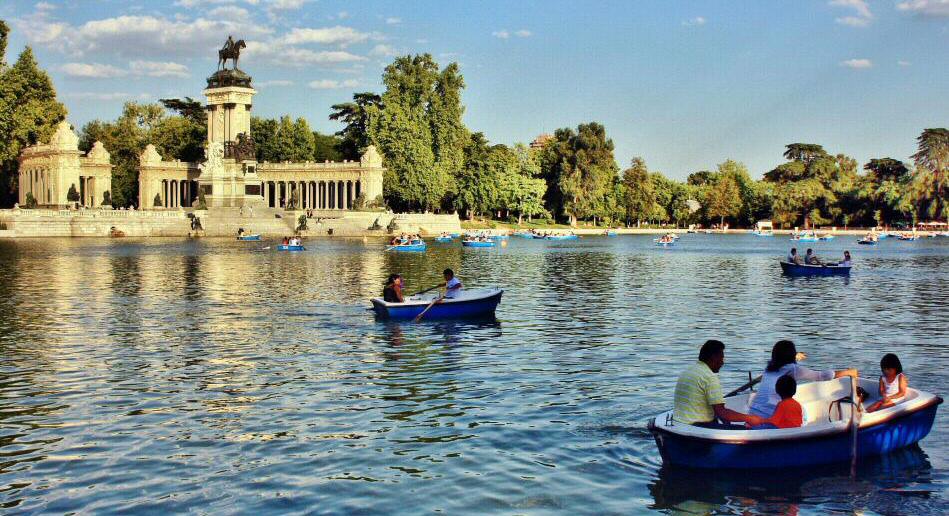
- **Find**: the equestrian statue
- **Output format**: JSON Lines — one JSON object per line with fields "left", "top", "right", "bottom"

{"left": 217, "top": 36, "right": 246, "bottom": 71}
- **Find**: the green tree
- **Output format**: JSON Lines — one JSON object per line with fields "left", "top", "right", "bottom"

{"left": 706, "top": 173, "right": 742, "bottom": 227}
{"left": 329, "top": 92, "right": 383, "bottom": 160}
{"left": 0, "top": 45, "right": 67, "bottom": 206}
{"left": 620, "top": 157, "right": 657, "bottom": 226}
{"left": 454, "top": 132, "right": 500, "bottom": 218}
{"left": 540, "top": 122, "right": 618, "bottom": 225}
{"left": 910, "top": 128, "right": 948, "bottom": 221}
{"left": 312, "top": 132, "right": 343, "bottom": 162}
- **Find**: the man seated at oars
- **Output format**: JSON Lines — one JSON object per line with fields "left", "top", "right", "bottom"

{"left": 673, "top": 340, "right": 764, "bottom": 429}
{"left": 413, "top": 269, "right": 463, "bottom": 321}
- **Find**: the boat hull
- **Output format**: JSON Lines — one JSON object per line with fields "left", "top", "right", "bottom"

{"left": 780, "top": 261, "right": 850, "bottom": 276}
{"left": 649, "top": 399, "right": 940, "bottom": 469}
{"left": 543, "top": 235, "right": 579, "bottom": 240}
{"left": 857, "top": 240, "right": 877, "bottom": 246}
{"left": 463, "top": 240, "right": 496, "bottom": 248}
{"left": 434, "top": 237, "right": 454, "bottom": 243}
{"left": 277, "top": 245, "right": 305, "bottom": 251}
{"left": 371, "top": 289, "right": 502, "bottom": 320}
{"left": 237, "top": 235, "right": 261, "bottom": 241}
{"left": 389, "top": 243, "right": 427, "bottom": 252}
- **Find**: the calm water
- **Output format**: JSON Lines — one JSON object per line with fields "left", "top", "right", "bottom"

{"left": 0, "top": 234, "right": 947, "bottom": 514}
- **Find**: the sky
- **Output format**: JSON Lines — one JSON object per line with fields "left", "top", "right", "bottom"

{"left": 2, "top": 0, "right": 947, "bottom": 180}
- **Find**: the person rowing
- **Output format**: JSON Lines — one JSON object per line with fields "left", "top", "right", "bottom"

{"left": 438, "top": 268, "right": 463, "bottom": 299}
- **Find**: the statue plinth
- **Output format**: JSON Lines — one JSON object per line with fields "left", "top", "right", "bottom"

{"left": 206, "top": 69, "right": 252, "bottom": 89}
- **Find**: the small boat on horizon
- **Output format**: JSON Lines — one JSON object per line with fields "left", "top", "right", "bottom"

{"left": 388, "top": 240, "right": 427, "bottom": 252}
{"left": 277, "top": 244, "right": 305, "bottom": 251}
{"left": 371, "top": 287, "right": 503, "bottom": 320}
{"left": 237, "top": 234, "right": 261, "bottom": 241}
{"left": 648, "top": 377, "right": 942, "bottom": 469}
{"left": 463, "top": 239, "right": 496, "bottom": 248}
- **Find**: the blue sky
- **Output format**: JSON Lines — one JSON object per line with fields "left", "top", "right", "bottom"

{"left": 3, "top": 0, "right": 947, "bottom": 179}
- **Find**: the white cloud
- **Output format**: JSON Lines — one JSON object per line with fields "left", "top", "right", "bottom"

{"left": 897, "top": 0, "right": 949, "bottom": 17}
{"left": 278, "top": 26, "right": 370, "bottom": 46}
{"left": 830, "top": 0, "right": 873, "bottom": 26}
{"left": 369, "top": 44, "right": 399, "bottom": 57}
{"left": 840, "top": 58, "right": 873, "bottom": 68}
{"left": 385, "top": 17, "right": 402, "bottom": 25}
{"left": 898, "top": 60, "right": 912, "bottom": 66}
{"left": 207, "top": 6, "right": 251, "bottom": 22}
{"left": 129, "top": 60, "right": 190, "bottom": 77}
{"left": 308, "top": 79, "right": 359, "bottom": 89}
{"left": 35, "top": 1, "right": 55, "bottom": 10}
{"left": 335, "top": 11, "right": 350, "bottom": 20}
{"left": 61, "top": 62, "right": 126, "bottom": 78}
{"left": 245, "top": 40, "right": 367, "bottom": 66}
{"left": 64, "top": 92, "right": 151, "bottom": 101}
{"left": 514, "top": 29, "right": 532, "bottom": 37}
{"left": 174, "top": 0, "right": 262, "bottom": 7}
{"left": 257, "top": 79, "right": 294, "bottom": 87}
{"left": 682, "top": 16, "right": 706, "bottom": 27}
{"left": 268, "top": 0, "right": 306, "bottom": 9}
{"left": 492, "top": 30, "right": 509, "bottom": 39}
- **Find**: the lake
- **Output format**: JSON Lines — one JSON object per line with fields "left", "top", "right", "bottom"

{"left": 0, "top": 234, "right": 946, "bottom": 514}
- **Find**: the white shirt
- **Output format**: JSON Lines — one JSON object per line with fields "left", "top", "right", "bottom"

{"left": 445, "top": 277, "right": 462, "bottom": 298}
{"left": 883, "top": 373, "right": 904, "bottom": 398}
{"left": 749, "top": 363, "right": 834, "bottom": 417}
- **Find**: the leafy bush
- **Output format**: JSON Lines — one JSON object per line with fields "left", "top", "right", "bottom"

{"left": 353, "top": 193, "right": 366, "bottom": 210}
{"left": 102, "top": 190, "right": 112, "bottom": 206}
{"left": 197, "top": 191, "right": 207, "bottom": 210}
{"left": 297, "top": 214, "right": 308, "bottom": 231}
{"left": 25, "top": 192, "right": 37, "bottom": 208}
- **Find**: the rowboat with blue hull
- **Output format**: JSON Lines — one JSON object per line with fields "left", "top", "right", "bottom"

{"left": 371, "top": 288, "right": 503, "bottom": 320}
{"left": 542, "top": 234, "right": 579, "bottom": 240}
{"left": 463, "top": 239, "right": 496, "bottom": 248}
{"left": 277, "top": 244, "right": 305, "bottom": 251}
{"left": 434, "top": 236, "right": 454, "bottom": 243}
{"left": 388, "top": 241, "right": 427, "bottom": 252}
{"left": 237, "top": 234, "right": 261, "bottom": 241}
{"left": 648, "top": 377, "right": 942, "bottom": 469}
{"left": 780, "top": 261, "right": 850, "bottom": 276}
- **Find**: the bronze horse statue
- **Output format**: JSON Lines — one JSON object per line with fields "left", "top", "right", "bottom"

{"left": 217, "top": 37, "right": 246, "bottom": 71}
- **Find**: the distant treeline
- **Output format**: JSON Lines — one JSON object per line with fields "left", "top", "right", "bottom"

{"left": 0, "top": 20, "right": 944, "bottom": 226}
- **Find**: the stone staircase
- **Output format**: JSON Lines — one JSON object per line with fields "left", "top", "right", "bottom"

{"left": 197, "top": 206, "right": 297, "bottom": 237}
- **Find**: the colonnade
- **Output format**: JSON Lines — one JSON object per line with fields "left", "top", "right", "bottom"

{"left": 262, "top": 179, "right": 361, "bottom": 210}
{"left": 21, "top": 168, "right": 51, "bottom": 205}
{"left": 159, "top": 179, "right": 197, "bottom": 208}
{"left": 78, "top": 176, "right": 96, "bottom": 207}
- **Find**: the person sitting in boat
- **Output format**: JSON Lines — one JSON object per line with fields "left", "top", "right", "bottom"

{"left": 751, "top": 375, "right": 803, "bottom": 429}
{"left": 748, "top": 340, "right": 857, "bottom": 419}
{"left": 383, "top": 274, "right": 404, "bottom": 303}
{"left": 805, "top": 248, "right": 821, "bottom": 265}
{"left": 237, "top": 228, "right": 245, "bottom": 237}
{"left": 282, "top": 236, "right": 290, "bottom": 246}
{"left": 673, "top": 340, "right": 764, "bottom": 429}
{"left": 839, "top": 250, "right": 852, "bottom": 266}
{"left": 788, "top": 247, "right": 801, "bottom": 264}
{"left": 867, "top": 353, "right": 907, "bottom": 413}
{"left": 438, "top": 268, "right": 463, "bottom": 299}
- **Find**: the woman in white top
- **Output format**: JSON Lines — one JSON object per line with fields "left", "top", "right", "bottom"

{"left": 749, "top": 340, "right": 858, "bottom": 419}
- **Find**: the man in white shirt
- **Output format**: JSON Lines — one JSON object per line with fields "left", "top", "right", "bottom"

{"left": 440, "top": 268, "right": 463, "bottom": 299}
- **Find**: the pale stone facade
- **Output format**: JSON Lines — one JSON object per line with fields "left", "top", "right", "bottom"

{"left": 18, "top": 121, "right": 113, "bottom": 208}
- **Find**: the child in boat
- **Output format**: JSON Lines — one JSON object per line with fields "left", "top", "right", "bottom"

{"left": 752, "top": 375, "right": 803, "bottom": 429}
{"left": 867, "top": 353, "right": 907, "bottom": 412}
{"left": 382, "top": 274, "right": 404, "bottom": 303}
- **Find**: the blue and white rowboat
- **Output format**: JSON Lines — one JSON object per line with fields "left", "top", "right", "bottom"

{"left": 543, "top": 234, "right": 579, "bottom": 240}
{"left": 857, "top": 239, "right": 877, "bottom": 246}
{"left": 277, "top": 244, "right": 305, "bottom": 251}
{"left": 462, "top": 239, "right": 496, "bottom": 248}
{"left": 434, "top": 236, "right": 454, "bottom": 243}
{"left": 388, "top": 241, "right": 427, "bottom": 252}
{"left": 371, "top": 288, "right": 503, "bottom": 320}
{"left": 237, "top": 234, "right": 261, "bottom": 241}
{"left": 780, "top": 261, "right": 850, "bottom": 276}
{"left": 649, "top": 377, "right": 942, "bottom": 469}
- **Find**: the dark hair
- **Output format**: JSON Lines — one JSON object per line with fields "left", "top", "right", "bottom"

{"left": 443, "top": 268, "right": 454, "bottom": 277}
{"left": 806, "top": 248, "right": 813, "bottom": 254}
{"left": 791, "top": 247, "right": 797, "bottom": 254}
{"left": 880, "top": 353, "right": 902, "bottom": 374}
{"left": 844, "top": 251, "right": 851, "bottom": 259}
{"left": 766, "top": 340, "right": 797, "bottom": 372}
{"left": 776, "top": 375, "right": 797, "bottom": 399}
{"left": 386, "top": 273, "right": 401, "bottom": 285}
{"left": 698, "top": 340, "right": 725, "bottom": 362}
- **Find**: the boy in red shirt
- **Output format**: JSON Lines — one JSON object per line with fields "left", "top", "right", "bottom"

{"left": 753, "top": 375, "right": 803, "bottom": 429}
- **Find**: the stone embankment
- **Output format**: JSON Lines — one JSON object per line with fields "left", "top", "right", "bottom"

{"left": 0, "top": 208, "right": 461, "bottom": 238}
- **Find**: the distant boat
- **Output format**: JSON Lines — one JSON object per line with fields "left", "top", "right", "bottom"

{"left": 371, "top": 288, "right": 503, "bottom": 320}
{"left": 434, "top": 235, "right": 454, "bottom": 243}
{"left": 752, "top": 231, "right": 774, "bottom": 237}
{"left": 277, "top": 244, "right": 305, "bottom": 251}
{"left": 780, "top": 261, "right": 850, "bottom": 276}
{"left": 515, "top": 231, "right": 537, "bottom": 239}
{"left": 857, "top": 238, "right": 877, "bottom": 246}
{"left": 818, "top": 234, "right": 835, "bottom": 241}
{"left": 605, "top": 230, "right": 618, "bottom": 237}
{"left": 656, "top": 240, "right": 676, "bottom": 247}
{"left": 648, "top": 377, "right": 942, "bottom": 469}
{"left": 388, "top": 241, "right": 426, "bottom": 252}
{"left": 542, "top": 234, "right": 579, "bottom": 240}
{"left": 491, "top": 234, "right": 510, "bottom": 240}
{"left": 237, "top": 234, "right": 261, "bottom": 241}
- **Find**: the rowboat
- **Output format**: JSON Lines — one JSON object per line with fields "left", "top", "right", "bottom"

{"left": 791, "top": 235, "right": 819, "bottom": 242}
{"left": 277, "top": 244, "right": 305, "bottom": 251}
{"left": 648, "top": 377, "right": 941, "bottom": 469}
{"left": 237, "top": 234, "right": 261, "bottom": 241}
{"left": 818, "top": 235, "right": 835, "bottom": 241}
{"left": 434, "top": 236, "right": 454, "bottom": 243}
{"left": 543, "top": 234, "right": 579, "bottom": 240}
{"left": 898, "top": 234, "right": 919, "bottom": 241}
{"left": 656, "top": 240, "right": 676, "bottom": 247}
{"left": 605, "top": 231, "right": 618, "bottom": 237}
{"left": 388, "top": 241, "right": 426, "bottom": 252}
{"left": 857, "top": 239, "right": 877, "bottom": 246}
{"left": 371, "top": 288, "right": 503, "bottom": 320}
{"left": 491, "top": 234, "right": 510, "bottom": 240}
{"left": 780, "top": 261, "right": 850, "bottom": 276}
{"left": 516, "top": 232, "right": 537, "bottom": 239}
{"left": 462, "top": 239, "right": 496, "bottom": 248}
{"left": 752, "top": 231, "right": 774, "bottom": 237}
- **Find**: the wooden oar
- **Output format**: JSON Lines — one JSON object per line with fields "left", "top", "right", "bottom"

{"left": 413, "top": 295, "right": 442, "bottom": 322}
{"left": 725, "top": 352, "right": 808, "bottom": 398}
{"left": 409, "top": 285, "right": 441, "bottom": 297}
